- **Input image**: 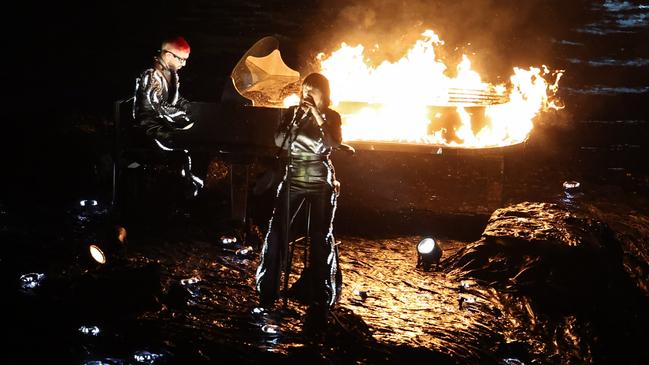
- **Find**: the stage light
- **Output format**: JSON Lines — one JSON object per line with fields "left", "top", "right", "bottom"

{"left": 251, "top": 307, "right": 266, "bottom": 314}
{"left": 352, "top": 287, "right": 370, "bottom": 300}
{"left": 562, "top": 180, "right": 580, "bottom": 190}
{"left": 82, "top": 226, "right": 128, "bottom": 269}
{"left": 562, "top": 180, "right": 583, "bottom": 205}
{"left": 458, "top": 293, "right": 476, "bottom": 309}
{"left": 19, "top": 272, "right": 46, "bottom": 292}
{"left": 78, "top": 325, "right": 101, "bottom": 336}
{"left": 165, "top": 277, "right": 202, "bottom": 307}
{"left": 220, "top": 235, "right": 237, "bottom": 245}
{"left": 79, "top": 199, "right": 98, "bottom": 207}
{"left": 459, "top": 280, "right": 475, "bottom": 291}
{"left": 235, "top": 246, "right": 254, "bottom": 256}
{"left": 133, "top": 350, "right": 165, "bottom": 363}
{"left": 261, "top": 324, "right": 279, "bottom": 334}
{"left": 89, "top": 244, "right": 106, "bottom": 265}
{"left": 416, "top": 237, "right": 442, "bottom": 271}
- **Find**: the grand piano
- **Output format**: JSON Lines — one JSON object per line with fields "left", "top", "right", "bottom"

{"left": 182, "top": 36, "right": 314, "bottom": 226}
{"left": 188, "top": 36, "right": 297, "bottom": 153}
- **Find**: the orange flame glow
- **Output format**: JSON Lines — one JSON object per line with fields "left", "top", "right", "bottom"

{"left": 291, "top": 30, "right": 563, "bottom": 148}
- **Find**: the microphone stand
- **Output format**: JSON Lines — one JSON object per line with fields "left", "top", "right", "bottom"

{"left": 274, "top": 107, "right": 303, "bottom": 308}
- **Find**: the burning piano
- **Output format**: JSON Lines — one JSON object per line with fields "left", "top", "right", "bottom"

{"left": 219, "top": 31, "right": 558, "bottom": 212}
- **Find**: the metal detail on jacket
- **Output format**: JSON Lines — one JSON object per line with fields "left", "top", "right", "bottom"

{"left": 133, "top": 57, "right": 193, "bottom": 137}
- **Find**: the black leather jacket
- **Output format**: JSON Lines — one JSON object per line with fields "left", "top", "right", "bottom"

{"left": 133, "top": 57, "right": 192, "bottom": 140}
{"left": 275, "top": 106, "right": 342, "bottom": 189}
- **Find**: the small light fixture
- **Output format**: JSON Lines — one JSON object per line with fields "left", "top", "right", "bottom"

{"left": 133, "top": 350, "right": 164, "bottom": 363}
{"left": 251, "top": 307, "right": 266, "bottom": 315}
{"left": 562, "top": 180, "right": 580, "bottom": 191}
{"left": 261, "top": 324, "right": 279, "bottom": 334}
{"left": 220, "top": 235, "right": 238, "bottom": 245}
{"left": 79, "top": 199, "right": 98, "bottom": 207}
{"left": 235, "top": 246, "right": 253, "bottom": 256}
{"left": 19, "top": 273, "right": 46, "bottom": 292}
{"left": 458, "top": 293, "right": 476, "bottom": 309}
{"left": 89, "top": 244, "right": 107, "bottom": 265}
{"left": 78, "top": 325, "right": 101, "bottom": 336}
{"left": 84, "top": 225, "right": 128, "bottom": 267}
{"left": 416, "top": 237, "right": 442, "bottom": 271}
{"left": 352, "top": 287, "right": 370, "bottom": 300}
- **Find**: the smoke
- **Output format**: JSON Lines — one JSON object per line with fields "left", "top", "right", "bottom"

{"left": 301, "top": 0, "right": 577, "bottom": 79}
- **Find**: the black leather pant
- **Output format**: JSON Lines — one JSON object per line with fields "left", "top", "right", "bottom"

{"left": 255, "top": 168, "right": 341, "bottom": 308}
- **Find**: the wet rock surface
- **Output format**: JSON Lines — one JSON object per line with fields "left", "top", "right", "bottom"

{"left": 443, "top": 202, "right": 649, "bottom": 364}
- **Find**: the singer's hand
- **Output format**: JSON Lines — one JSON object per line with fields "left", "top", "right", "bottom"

{"left": 302, "top": 95, "right": 318, "bottom": 113}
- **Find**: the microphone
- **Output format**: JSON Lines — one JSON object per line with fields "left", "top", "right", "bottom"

{"left": 293, "top": 106, "right": 305, "bottom": 122}
{"left": 286, "top": 105, "right": 306, "bottom": 131}
{"left": 286, "top": 95, "right": 313, "bottom": 131}
{"left": 294, "top": 103, "right": 310, "bottom": 122}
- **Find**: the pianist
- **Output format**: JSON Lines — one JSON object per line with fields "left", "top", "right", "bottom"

{"left": 255, "top": 73, "right": 343, "bottom": 336}
{"left": 133, "top": 35, "right": 203, "bottom": 196}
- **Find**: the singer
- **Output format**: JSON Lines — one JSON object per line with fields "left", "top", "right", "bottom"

{"left": 255, "top": 73, "right": 343, "bottom": 336}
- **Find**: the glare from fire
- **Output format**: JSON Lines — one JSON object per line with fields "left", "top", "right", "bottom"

{"left": 288, "top": 30, "right": 563, "bottom": 148}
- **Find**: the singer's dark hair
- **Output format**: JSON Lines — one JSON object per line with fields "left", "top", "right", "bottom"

{"left": 302, "top": 73, "right": 331, "bottom": 107}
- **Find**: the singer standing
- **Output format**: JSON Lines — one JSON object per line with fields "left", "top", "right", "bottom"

{"left": 255, "top": 73, "right": 343, "bottom": 336}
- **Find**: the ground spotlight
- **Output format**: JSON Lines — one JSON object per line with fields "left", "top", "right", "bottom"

{"left": 78, "top": 325, "right": 101, "bottom": 337}
{"left": 220, "top": 235, "right": 238, "bottom": 245}
{"left": 165, "top": 277, "right": 202, "bottom": 308}
{"left": 82, "top": 225, "right": 128, "bottom": 269}
{"left": 19, "top": 272, "right": 46, "bottom": 293}
{"left": 235, "top": 246, "right": 254, "bottom": 256}
{"left": 79, "top": 199, "right": 98, "bottom": 207}
{"left": 562, "top": 180, "right": 580, "bottom": 191}
{"left": 352, "top": 286, "right": 370, "bottom": 301}
{"left": 88, "top": 244, "right": 107, "bottom": 265}
{"left": 416, "top": 237, "right": 442, "bottom": 271}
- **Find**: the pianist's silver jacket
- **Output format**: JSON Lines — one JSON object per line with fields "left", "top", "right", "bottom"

{"left": 133, "top": 57, "right": 193, "bottom": 140}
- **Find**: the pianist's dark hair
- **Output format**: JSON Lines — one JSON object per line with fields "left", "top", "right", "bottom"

{"left": 302, "top": 73, "right": 331, "bottom": 107}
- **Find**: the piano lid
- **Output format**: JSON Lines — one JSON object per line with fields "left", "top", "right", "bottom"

{"left": 230, "top": 36, "right": 301, "bottom": 108}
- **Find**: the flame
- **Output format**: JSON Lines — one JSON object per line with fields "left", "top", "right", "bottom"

{"left": 283, "top": 93, "right": 300, "bottom": 108}
{"left": 289, "top": 30, "right": 563, "bottom": 148}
